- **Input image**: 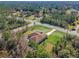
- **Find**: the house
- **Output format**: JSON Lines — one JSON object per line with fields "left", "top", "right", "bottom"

{"left": 66, "top": 9, "right": 78, "bottom": 15}
{"left": 28, "top": 31, "right": 47, "bottom": 44}
{"left": 34, "top": 11, "right": 43, "bottom": 18}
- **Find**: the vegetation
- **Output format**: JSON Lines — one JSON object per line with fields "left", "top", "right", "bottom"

{"left": 0, "top": 15, "right": 27, "bottom": 31}
{"left": 45, "top": 31, "right": 64, "bottom": 44}
{"left": 24, "top": 25, "right": 52, "bottom": 35}
{"left": 77, "top": 28, "right": 79, "bottom": 33}
{"left": 27, "top": 41, "right": 51, "bottom": 58}
{"left": 41, "top": 11, "right": 76, "bottom": 30}
{"left": 0, "top": 1, "right": 79, "bottom": 58}
{"left": 30, "top": 25, "right": 52, "bottom": 33}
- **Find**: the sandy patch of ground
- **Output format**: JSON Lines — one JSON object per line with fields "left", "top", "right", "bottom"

{"left": 45, "top": 43, "right": 53, "bottom": 53}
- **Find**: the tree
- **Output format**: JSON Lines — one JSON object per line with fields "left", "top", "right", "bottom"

{"left": 2, "top": 30, "right": 11, "bottom": 41}
{"left": 76, "top": 49, "right": 79, "bottom": 58}
{"left": 28, "top": 41, "right": 50, "bottom": 58}
{"left": 58, "top": 49, "right": 70, "bottom": 58}
{"left": 35, "top": 45, "right": 50, "bottom": 58}
{"left": 53, "top": 41, "right": 61, "bottom": 56}
{"left": 6, "top": 39, "right": 17, "bottom": 51}
{"left": 5, "top": 39, "right": 17, "bottom": 57}
{"left": 0, "top": 39, "right": 5, "bottom": 50}
{"left": 26, "top": 51, "right": 35, "bottom": 58}
{"left": 28, "top": 41, "right": 38, "bottom": 49}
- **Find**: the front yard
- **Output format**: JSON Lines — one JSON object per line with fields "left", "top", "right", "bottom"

{"left": 24, "top": 25, "right": 52, "bottom": 36}
{"left": 30, "top": 25, "right": 52, "bottom": 33}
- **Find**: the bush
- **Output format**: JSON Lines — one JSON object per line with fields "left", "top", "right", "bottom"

{"left": 6, "top": 39, "right": 17, "bottom": 51}
{"left": 0, "top": 39, "right": 5, "bottom": 50}
{"left": 58, "top": 49, "right": 70, "bottom": 58}
{"left": 2, "top": 30, "right": 11, "bottom": 41}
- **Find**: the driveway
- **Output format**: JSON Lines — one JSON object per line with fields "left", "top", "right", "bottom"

{"left": 46, "top": 29, "right": 56, "bottom": 36}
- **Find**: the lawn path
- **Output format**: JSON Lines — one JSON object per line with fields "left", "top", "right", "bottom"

{"left": 46, "top": 29, "right": 56, "bottom": 36}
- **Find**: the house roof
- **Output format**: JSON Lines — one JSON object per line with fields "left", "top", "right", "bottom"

{"left": 28, "top": 31, "right": 47, "bottom": 44}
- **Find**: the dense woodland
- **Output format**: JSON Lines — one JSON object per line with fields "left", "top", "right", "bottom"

{"left": 0, "top": 1, "right": 76, "bottom": 29}
{"left": 0, "top": 1, "right": 79, "bottom": 10}
{"left": 0, "top": 16, "right": 27, "bottom": 31}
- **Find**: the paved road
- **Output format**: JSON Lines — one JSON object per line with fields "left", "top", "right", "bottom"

{"left": 36, "top": 22, "right": 79, "bottom": 37}
{"left": 25, "top": 19, "right": 79, "bottom": 37}
{"left": 0, "top": 18, "right": 79, "bottom": 39}
{"left": 19, "top": 17, "right": 79, "bottom": 37}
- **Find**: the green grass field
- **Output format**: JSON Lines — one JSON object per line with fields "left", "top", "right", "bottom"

{"left": 40, "top": 31, "right": 64, "bottom": 54}
{"left": 24, "top": 25, "right": 52, "bottom": 35}
{"left": 45, "top": 31, "right": 64, "bottom": 44}
{"left": 25, "top": 15, "right": 36, "bottom": 20}
{"left": 30, "top": 25, "right": 52, "bottom": 33}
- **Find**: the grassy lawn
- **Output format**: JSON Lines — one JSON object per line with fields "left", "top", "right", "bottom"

{"left": 24, "top": 25, "right": 52, "bottom": 35}
{"left": 44, "top": 31, "right": 64, "bottom": 45}
{"left": 39, "top": 31, "right": 64, "bottom": 54}
{"left": 29, "top": 25, "right": 52, "bottom": 33}
{"left": 25, "top": 15, "right": 36, "bottom": 20}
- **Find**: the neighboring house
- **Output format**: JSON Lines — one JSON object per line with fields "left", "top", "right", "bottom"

{"left": 22, "top": 11, "right": 28, "bottom": 17}
{"left": 28, "top": 31, "right": 47, "bottom": 44}
{"left": 66, "top": 9, "right": 78, "bottom": 15}
{"left": 34, "top": 11, "right": 43, "bottom": 18}
{"left": 12, "top": 11, "right": 22, "bottom": 17}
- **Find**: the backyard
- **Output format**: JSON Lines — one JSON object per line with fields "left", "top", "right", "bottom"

{"left": 45, "top": 31, "right": 64, "bottom": 44}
